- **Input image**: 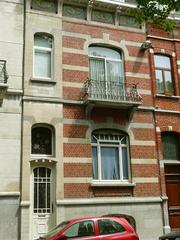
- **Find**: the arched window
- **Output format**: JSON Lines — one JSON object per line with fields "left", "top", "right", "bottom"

{"left": 91, "top": 130, "right": 130, "bottom": 181}
{"left": 34, "top": 33, "right": 53, "bottom": 79}
{"left": 31, "top": 126, "right": 53, "bottom": 155}
{"left": 154, "top": 54, "right": 174, "bottom": 95}
{"left": 88, "top": 46, "right": 124, "bottom": 100}
{"left": 162, "top": 132, "right": 179, "bottom": 160}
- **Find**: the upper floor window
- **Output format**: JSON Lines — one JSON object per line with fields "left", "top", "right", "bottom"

{"left": 154, "top": 55, "right": 174, "bottom": 95}
{"left": 162, "top": 132, "right": 179, "bottom": 160}
{"left": 92, "top": 130, "right": 130, "bottom": 181}
{"left": 34, "top": 33, "right": 53, "bottom": 79}
{"left": 32, "top": 125, "right": 54, "bottom": 156}
{"left": 88, "top": 46, "right": 124, "bottom": 100}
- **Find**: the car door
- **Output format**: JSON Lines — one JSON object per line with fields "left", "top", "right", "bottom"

{"left": 63, "top": 220, "right": 99, "bottom": 240}
{"left": 97, "top": 219, "right": 131, "bottom": 240}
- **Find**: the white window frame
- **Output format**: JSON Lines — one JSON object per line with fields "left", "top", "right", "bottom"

{"left": 33, "top": 34, "right": 53, "bottom": 80}
{"left": 154, "top": 54, "right": 174, "bottom": 95}
{"left": 92, "top": 133, "right": 131, "bottom": 184}
{"left": 88, "top": 47, "right": 125, "bottom": 100}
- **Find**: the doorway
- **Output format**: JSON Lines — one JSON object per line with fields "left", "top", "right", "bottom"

{"left": 32, "top": 167, "right": 55, "bottom": 240}
{"left": 165, "top": 165, "right": 180, "bottom": 230}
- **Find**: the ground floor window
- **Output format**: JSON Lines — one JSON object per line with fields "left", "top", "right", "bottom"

{"left": 92, "top": 130, "right": 130, "bottom": 181}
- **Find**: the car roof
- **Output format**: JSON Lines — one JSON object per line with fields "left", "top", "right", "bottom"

{"left": 68, "top": 216, "right": 125, "bottom": 223}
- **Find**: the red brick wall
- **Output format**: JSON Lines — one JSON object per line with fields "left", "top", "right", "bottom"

{"left": 62, "top": 19, "right": 180, "bottom": 199}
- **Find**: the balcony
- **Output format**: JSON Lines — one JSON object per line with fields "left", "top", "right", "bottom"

{"left": 82, "top": 78, "right": 142, "bottom": 118}
{"left": 0, "top": 60, "right": 8, "bottom": 105}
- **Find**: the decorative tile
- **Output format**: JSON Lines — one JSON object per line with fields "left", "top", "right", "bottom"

{"left": 92, "top": 10, "right": 114, "bottom": 24}
{"left": 63, "top": 5, "right": 86, "bottom": 20}
{"left": 119, "top": 15, "right": 140, "bottom": 28}
{"left": 31, "top": 0, "right": 57, "bottom": 13}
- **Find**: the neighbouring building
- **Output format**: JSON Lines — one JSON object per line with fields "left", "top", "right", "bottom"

{"left": 0, "top": 0, "right": 24, "bottom": 239}
{"left": 0, "top": 0, "right": 180, "bottom": 240}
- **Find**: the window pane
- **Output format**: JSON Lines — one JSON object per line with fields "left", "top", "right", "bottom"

{"left": 89, "top": 58, "right": 105, "bottom": 99}
{"left": 155, "top": 70, "right": 164, "bottom": 93}
{"left": 101, "top": 147, "right": 120, "bottom": 180}
{"left": 34, "top": 182, "right": 37, "bottom": 210}
{"left": 34, "top": 34, "right": 52, "bottom": 48}
{"left": 89, "top": 58, "right": 105, "bottom": 81}
{"left": 154, "top": 55, "right": 171, "bottom": 69}
{"left": 64, "top": 221, "right": 94, "bottom": 238}
{"left": 34, "top": 50, "right": 51, "bottom": 78}
{"left": 92, "top": 147, "right": 98, "bottom": 179}
{"left": 32, "top": 127, "right": 52, "bottom": 155}
{"left": 163, "top": 134, "right": 178, "bottom": 160}
{"left": 64, "top": 223, "right": 79, "bottom": 237}
{"left": 98, "top": 219, "right": 124, "bottom": 235}
{"left": 89, "top": 47, "right": 121, "bottom": 60}
{"left": 164, "top": 71, "right": 173, "bottom": 92}
{"left": 107, "top": 60, "right": 124, "bottom": 99}
{"left": 47, "top": 182, "right": 51, "bottom": 212}
{"left": 122, "top": 147, "right": 129, "bottom": 180}
{"left": 39, "top": 183, "right": 46, "bottom": 209}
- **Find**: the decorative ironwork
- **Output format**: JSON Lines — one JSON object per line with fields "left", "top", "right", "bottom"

{"left": 0, "top": 60, "right": 8, "bottom": 84}
{"left": 33, "top": 167, "right": 51, "bottom": 213}
{"left": 83, "top": 78, "right": 142, "bottom": 103}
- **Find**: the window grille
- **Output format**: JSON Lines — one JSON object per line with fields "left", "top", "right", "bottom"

{"left": 33, "top": 167, "right": 51, "bottom": 213}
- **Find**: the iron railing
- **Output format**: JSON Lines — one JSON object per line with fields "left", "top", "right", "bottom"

{"left": 0, "top": 60, "right": 8, "bottom": 84}
{"left": 83, "top": 78, "right": 142, "bottom": 103}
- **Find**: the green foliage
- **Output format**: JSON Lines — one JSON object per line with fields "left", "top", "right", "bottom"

{"left": 130, "top": 0, "right": 180, "bottom": 31}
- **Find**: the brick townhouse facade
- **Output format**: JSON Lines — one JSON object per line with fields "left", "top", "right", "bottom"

{"left": 0, "top": 0, "right": 179, "bottom": 239}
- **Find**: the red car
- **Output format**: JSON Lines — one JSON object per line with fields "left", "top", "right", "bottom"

{"left": 39, "top": 216, "right": 139, "bottom": 240}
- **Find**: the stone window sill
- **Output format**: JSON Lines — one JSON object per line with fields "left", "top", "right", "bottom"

{"left": 30, "top": 77, "right": 56, "bottom": 84}
{"left": 156, "top": 94, "right": 180, "bottom": 99}
{"left": 91, "top": 180, "right": 135, "bottom": 187}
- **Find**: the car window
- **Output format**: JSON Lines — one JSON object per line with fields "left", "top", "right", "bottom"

{"left": 42, "top": 221, "right": 69, "bottom": 239}
{"left": 98, "top": 219, "right": 125, "bottom": 235}
{"left": 64, "top": 220, "right": 95, "bottom": 238}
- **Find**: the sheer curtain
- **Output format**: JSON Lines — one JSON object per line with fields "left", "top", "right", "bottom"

{"left": 89, "top": 58, "right": 105, "bottom": 98}
{"left": 101, "top": 147, "right": 120, "bottom": 180}
{"left": 106, "top": 60, "right": 124, "bottom": 99}
{"left": 35, "top": 51, "right": 51, "bottom": 78}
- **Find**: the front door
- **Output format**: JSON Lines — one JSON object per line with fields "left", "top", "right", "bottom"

{"left": 32, "top": 167, "right": 55, "bottom": 240}
{"left": 165, "top": 165, "right": 180, "bottom": 230}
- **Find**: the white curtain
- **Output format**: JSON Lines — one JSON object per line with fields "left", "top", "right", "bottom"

{"left": 101, "top": 147, "right": 120, "bottom": 180}
{"left": 89, "top": 58, "right": 105, "bottom": 98}
{"left": 35, "top": 50, "right": 51, "bottom": 78}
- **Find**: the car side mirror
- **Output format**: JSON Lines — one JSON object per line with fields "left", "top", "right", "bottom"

{"left": 57, "top": 233, "right": 68, "bottom": 240}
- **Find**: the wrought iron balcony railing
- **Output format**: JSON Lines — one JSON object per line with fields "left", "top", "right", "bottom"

{"left": 83, "top": 78, "right": 142, "bottom": 104}
{"left": 0, "top": 60, "right": 8, "bottom": 84}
